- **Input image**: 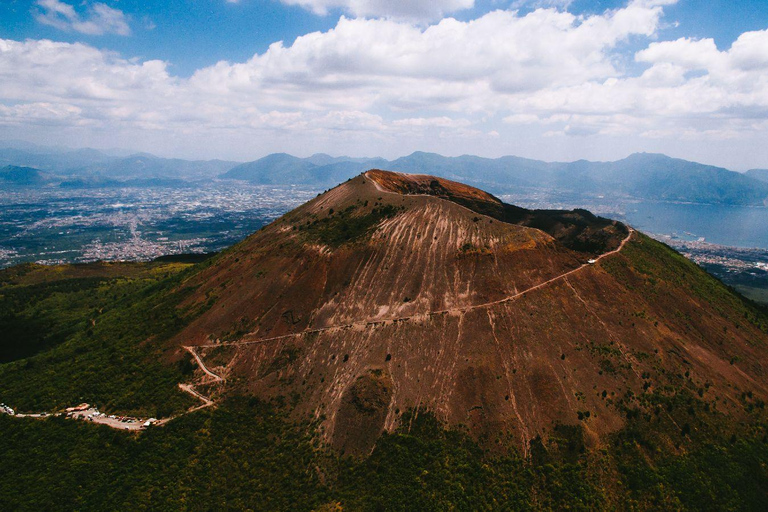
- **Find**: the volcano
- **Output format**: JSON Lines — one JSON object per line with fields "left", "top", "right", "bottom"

{"left": 173, "top": 170, "right": 768, "bottom": 455}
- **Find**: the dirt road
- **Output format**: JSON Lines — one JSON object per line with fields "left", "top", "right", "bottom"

{"left": 195, "top": 226, "right": 634, "bottom": 349}
{"left": 183, "top": 345, "right": 224, "bottom": 382}
{"left": 173, "top": 345, "right": 224, "bottom": 411}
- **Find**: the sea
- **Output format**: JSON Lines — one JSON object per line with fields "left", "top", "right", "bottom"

{"left": 624, "top": 201, "right": 768, "bottom": 250}
{"left": 499, "top": 188, "right": 768, "bottom": 251}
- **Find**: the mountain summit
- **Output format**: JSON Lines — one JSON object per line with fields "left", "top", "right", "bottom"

{"left": 173, "top": 170, "right": 768, "bottom": 455}
{"left": 3, "top": 170, "right": 768, "bottom": 509}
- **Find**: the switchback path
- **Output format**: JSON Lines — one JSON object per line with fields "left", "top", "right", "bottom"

{"left": 194, "top": 227, "right": 635, "bottom": 350}
{"left": 1, "top": 188, "right": 633, "bottom": 431}
{"left": 183, "top": 345, "right": 224, "bottom": 383}
{"left": 2, "top": 347, "right": 226, "bottom": 430}
{"left": 173, "top": 346, "right": 225, "bottom": 411}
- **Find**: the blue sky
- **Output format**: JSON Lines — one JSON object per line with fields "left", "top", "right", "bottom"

{"left": 3, "top": 0, "right": 767, "bottom": 76}
{"left": 1, "top": 0, "right": 337, "bottom": 76}
{"left": 1, "top": 0, "right": 768, "bottom": 168}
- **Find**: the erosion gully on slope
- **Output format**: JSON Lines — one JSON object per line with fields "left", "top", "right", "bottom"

{"left": 1, "top": 181, "right": 633, "bottom": 431}
{"left": 193, "top": 227, "right": 635, "bottom": 350}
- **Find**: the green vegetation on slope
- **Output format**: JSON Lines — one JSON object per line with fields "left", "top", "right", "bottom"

{"left": 0, "top": 398, "right": 328, "bottom": 511}
{"left": 2, "top": 224, "right": 768, "bottom": 509}
{"left": 297, "top": 203, "right": 401, "bottom": 247}
{"left": 601, "top": 233, "right": 768, "bottom": 335}
{"left": 0, "top": 261, "right": 207, "bottom": 417}
{"left": 336, "top": 412, "right": 603, "bottom": 511}
{"left": 1, "top": 397, "right": 767, "bottom": 511}
{"left": 0, "top": 275, "right": 116, "bottom": 363}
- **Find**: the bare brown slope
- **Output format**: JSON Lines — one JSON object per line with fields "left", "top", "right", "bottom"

{"left": 366, "top": 169, "right": 628, "bottom": 254}
{"left": 175, "top": 173, "right": 583, "bottom": 345}
{"left": 366, "top": 168, "right": 501, "bottom": 204}
{"left": 172, "top": 171, "right": 768, "bottom": 456}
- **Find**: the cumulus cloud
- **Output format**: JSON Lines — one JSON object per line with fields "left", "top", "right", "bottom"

{"left": 3, "top": 0, "right": 768, "bottom": 163}
{"left": 33, "top": 0, "right": 131, "bottom": 36}
{"left": 277, "top": 0, "right": 474, "bottom": 21}
{"left": 188, "top": 2, "right": 671, "bottom": 111}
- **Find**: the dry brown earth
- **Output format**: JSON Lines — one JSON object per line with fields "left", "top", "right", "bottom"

{"left": 171, "top": 170, "right": 768, "bottom": 455}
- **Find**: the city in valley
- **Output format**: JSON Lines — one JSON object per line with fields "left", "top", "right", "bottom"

{"left": 0, "top": 183, "right": 317, "bottom": 267}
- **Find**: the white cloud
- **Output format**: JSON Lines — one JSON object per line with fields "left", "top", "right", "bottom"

{"left": 502, "top": 114, "right": 541, "bottom": 124}
{"left": 510, "top": 0, "right": 573, "bottom": 10}
{"left": 34, "top": 0, "right": 131, "bottom": 36}
{"left": 636, "top": 37, "right": 720, "bottom": 70}
{"left": 277, "top": 0, "right": 474, "bottom": 21}
{"left": 392, "top": 117, "right": 472, "bottom": 128}
{"left": 0, "top": 102, "right": 85, "bottom": 126}
{"left": 188, "top": 2, "right": 671, "bottom": 110}
{"left": 4, "top": 0, "right": 768, "bottom": 166}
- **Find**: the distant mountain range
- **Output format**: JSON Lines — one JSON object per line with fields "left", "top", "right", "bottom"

{"left": 223, "top": 151, "right": 768, "bottom": 206}
{"left": 2, "top": 141, "right": 768, "bottom": 207}
{"left": 0, "top": 164, "right": 193, "bottom": 189}
{"left": 747, "top": 169, "right": 768, "bottom": 183}
{"left": 0, "top": 142, "right": 237, "bottom": 180}
{"left": 0, "top": 165, "right": 55, "bottom": 186}
{"left": 222, "top": 153, "right": 387, "bottom": 185}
